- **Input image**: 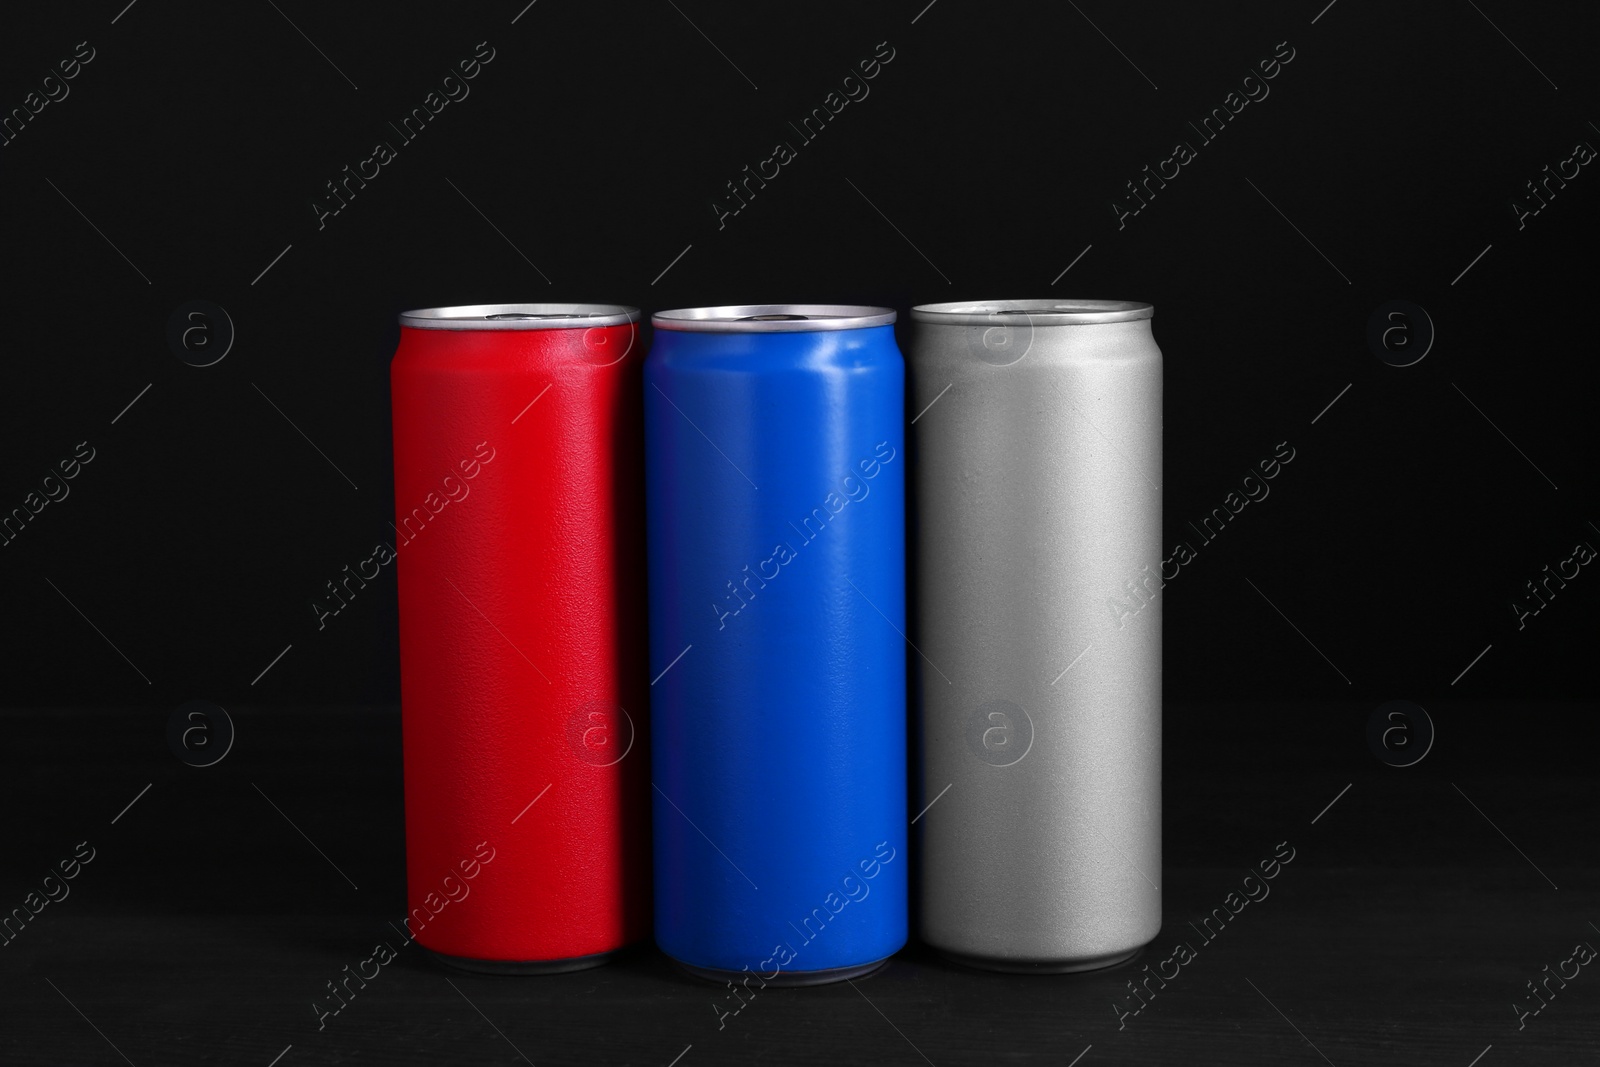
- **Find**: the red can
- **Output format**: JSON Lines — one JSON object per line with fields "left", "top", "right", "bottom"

{"left": 391, "top": 303, "right": 649, "bottom": 972}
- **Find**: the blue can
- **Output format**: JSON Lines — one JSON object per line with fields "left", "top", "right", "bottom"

{"left": 645, "top": 304, "right": 908, "bottom": 989}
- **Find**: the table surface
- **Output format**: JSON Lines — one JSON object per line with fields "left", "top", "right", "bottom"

{"left": 2, "top": 703, "right": 1594, "bottom": 1067}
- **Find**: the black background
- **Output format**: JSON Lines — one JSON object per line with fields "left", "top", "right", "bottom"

{"left": 2, "top": 1, "right": 1596, "bottom": 1065}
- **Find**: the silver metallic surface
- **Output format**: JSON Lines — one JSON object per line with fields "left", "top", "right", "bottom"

{"left": 651, "top": 304, "right": 896, "bottom": 332}
{"left": 911, "top": 298, "right": 1154, "bottom": 326}
{"left": 907, "top": 298, "right": 1162, "bottom": 970}
{"left": 399, "top": 303, "right": 640, "bottom": 330}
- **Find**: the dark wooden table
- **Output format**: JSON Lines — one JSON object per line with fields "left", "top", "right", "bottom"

{"left": 3, "top": 703, "right": 1594, "bottom": 1066}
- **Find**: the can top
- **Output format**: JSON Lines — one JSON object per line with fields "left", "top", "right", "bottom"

{"left": 911, "top": 299, "right": 1153, "bottom": 325}
{"left": 399, "top": 303, "right": 641, "bottom": 330}
{"left": 652, "top": 304, "right": 896, "bottom": 333}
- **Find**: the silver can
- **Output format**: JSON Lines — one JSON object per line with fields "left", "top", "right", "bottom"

{"left": 907, "top": 299, "right": 1162, "bottom": 972}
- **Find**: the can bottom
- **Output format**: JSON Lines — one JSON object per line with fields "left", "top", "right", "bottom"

{"left": 672, "top": 956, "right": 892, "bottom": 987}
{"left": 423, "top": 944, "right": 628, "bottom": 976}
{"left": 937, "top": 943, "right": 1144, "bottom": 975}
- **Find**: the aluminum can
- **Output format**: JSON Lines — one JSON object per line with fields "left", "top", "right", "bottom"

{"left": 645, "top": 305, "right": 908, "bottom": 987}
{"left": 906, "top": 299, "right": 1162, "bottom": 972}
{"left": 392, "top": 303, "right": 650, "bottom": 972}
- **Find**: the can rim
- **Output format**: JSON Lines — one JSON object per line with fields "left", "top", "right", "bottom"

{"left": 652, "top": 304, "right": 896, "bottom": 332}
{"left": 399, "top": 303, "right": 641, "bottom": 330}
{"left": 910, "top": 299, "right": 1154, "bottom": 325}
